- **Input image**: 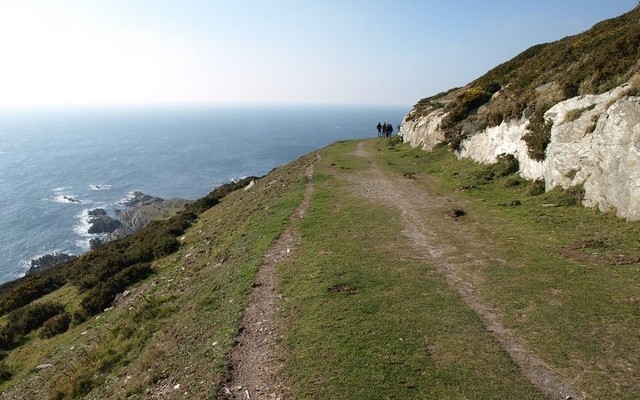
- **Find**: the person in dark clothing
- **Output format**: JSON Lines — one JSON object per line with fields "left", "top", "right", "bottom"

{"left": 376, "top": 122, "right": 382, "bottom": 138}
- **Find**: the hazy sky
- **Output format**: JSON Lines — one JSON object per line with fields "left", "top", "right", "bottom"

{"left": 0, "top": 0, "right": 636, "bottom": 108}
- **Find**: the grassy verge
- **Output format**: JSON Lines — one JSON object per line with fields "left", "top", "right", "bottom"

{"left": 277, "top": 140, "right": 546, "bottom": 399}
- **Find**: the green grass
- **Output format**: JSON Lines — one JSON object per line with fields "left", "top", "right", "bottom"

{"left": 277, "top": 140, "right": 546, "bottom": 399}
{"left": 373, "top": 140, "right": 640, "bottom": 398}
{"left": 2, "top": 139, "right": 639, "bottom": 398}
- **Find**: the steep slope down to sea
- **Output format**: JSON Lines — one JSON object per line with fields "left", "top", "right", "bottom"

{"left": 400, "top": 5, "right": 640, "bottom": 220}
{"left": 0, "top": 139, "right": 638, "bottom": 399}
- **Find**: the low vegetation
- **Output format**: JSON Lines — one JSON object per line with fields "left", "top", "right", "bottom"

{"left": 0, "top": 176, "right": 260, "bottom": 394}
{"left": 272, "top": 140, "right": 640, "bottom": 399}
{"left": 0, "top": 157, "right": 308, "bottom": 398}
{"left": 0, "top": 139, "right": 638, "bottom": 398}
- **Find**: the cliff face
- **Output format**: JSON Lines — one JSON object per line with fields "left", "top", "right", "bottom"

{"left": 401, "top": 84, "right": 640, "bottom": 220}
{"left": 400, "top": 7, "right": 640, "bottom": 220}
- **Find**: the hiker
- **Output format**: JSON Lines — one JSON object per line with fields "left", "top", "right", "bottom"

{"left": 376, "top": 122, "right": 382, "bottom": 138}
{"left": 383, "top": 123, "right": 393, "bottom": 138}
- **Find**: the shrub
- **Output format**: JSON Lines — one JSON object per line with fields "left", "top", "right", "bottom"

{"left": 565, "top": 104, "right": 596, "bottom": 123}
{"left": 40, "top": 312, "right": 71, "bottom": 339}
{"left": 0, "top": 361, "right": 11, "bottom": 383}
{"left": 441, "top": 83, "right": 500, "bottom": 129}
{"left": 504, "top": 176, "right": 526, "bottom": 188}
{"left": 444, "top": 126, "right": 467, "bottom": 151}
{"left": 0, "top": 302, "right": 66, "bottom": 350}
{"left": 544, "top": 184, "right": 585, "bottom": 206}
{"left": 560, "top": 184, "right": 586, "bottom": 206}
{"left": 528, "top": 179, "right": 546, "bottom": 196}
{"left": 494, "top": 153, "right": 519, "bottom": 177}
{"left": 8, "top": 302, "right": 66, "bottom": 337}
{"left": 387, "top": 136, "right": 403, "bottom": 148}
{"left": 0, "top": 327, "right": 16, "bottom": 351}
{"left": 523, "top": 106, "right": 553, "bottom": 161}
{"left": 80, "top": 263, "right": 153, "bottom": 317}
{"left": 0, "top": 275, "right": 66, "bottom": 316}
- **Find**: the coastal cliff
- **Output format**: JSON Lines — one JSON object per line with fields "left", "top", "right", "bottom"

{"left": 400, "top": 6, "right": 640, "bottom": 220}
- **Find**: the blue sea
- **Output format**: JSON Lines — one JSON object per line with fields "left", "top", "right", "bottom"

{"left": 0, "top": 104, "right": 408, "bottom": 283}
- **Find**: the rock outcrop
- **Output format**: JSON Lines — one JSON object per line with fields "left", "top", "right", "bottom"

{"left": 87, "top": 209, "right": 122, "bottom": 234}
{"left": 122, "top": 191, "right": 163, "bottom": 207}
{"left": 400, "top": 83, "right": 640, "bottom": 220}
{"left": 27, "top": 253, "right": 77, "bottom": 275}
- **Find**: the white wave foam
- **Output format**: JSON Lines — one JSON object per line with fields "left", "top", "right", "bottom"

{"left": 52, "top": 194, "right": 86, "bottom": 204}
{"left": 116, "top": 190, "right": 145, "bottom": 206}
{"left": 73, "top": 209, "right": 92, "bottom": 237}
{"left": 73, "top": 209, "right": 107, "bottom": 250}
{"left": 90, "top": 184, "right": 112, "bottom": 191}
{"left": 75, "top": 238, "right": 92, "bottom": 251}
{"left": 211, "top": 176, "right": 247, "bottom": 191}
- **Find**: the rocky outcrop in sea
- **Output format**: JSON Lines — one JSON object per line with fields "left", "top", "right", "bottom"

{"left": 29, "top": 192, "right": 190, "bottom": 270}
{"left": 27, "top": 253, "right": 77, "bottom": 275}
{"left": 87, "top": 209, "right": 122, "bottom": 234}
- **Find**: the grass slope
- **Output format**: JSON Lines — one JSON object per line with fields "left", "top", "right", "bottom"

{"left": 0, "top": 156, "right": 310, "bottom": 399}
{"left": 276, "top": 139, "right": 638, "bottom": 399}
{"left": 277, "top": 141, "right": 545, "bottom": 399}
{"left": 1, "top": 139, "right": 639, "bottom": 398}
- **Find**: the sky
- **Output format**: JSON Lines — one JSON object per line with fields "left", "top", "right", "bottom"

{"left": 0, "top": 0, "right": 637, "bottom": 108}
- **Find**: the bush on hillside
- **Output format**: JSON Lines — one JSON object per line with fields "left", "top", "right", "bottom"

{"left": 0, "top": 175, "right": 257, "bottom": 340}
{"left": 0, "top": 302, "right": 66, "bottom": 350}
{"left": 528, "top": 179, "right": 546, "bottom": 196}
{"left": 494, "top": 153, "right": 519, "bottom": 177}
{"left": 0, "top": 275, "right": 66, "bottom": 316}
{"left": 39, "top": 312, "right": 71, "bottom": 339}
{"left": 441, "top": 83, "right": 501, "bottom": 129}
{"left": 0, "top": 361, "right": 11, "bottom": 383}
{"left": 523, "top": 106, "right": 554, "bottom": 161}
{"left": 79, "top": 263, "right": 153, "bottom": 318}
{"left": 8, "top": 302, "right": 66, "bottom": 337}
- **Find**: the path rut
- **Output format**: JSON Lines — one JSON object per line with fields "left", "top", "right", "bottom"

{"left": 221, "top": 160, "right": 316, "bottom": 400}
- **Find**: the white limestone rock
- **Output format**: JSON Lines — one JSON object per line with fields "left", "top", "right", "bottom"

{"left": 399, "top": 109, "right": 447, "bottom": 151}
{"left": 400, "top": 82, "right": 640, "bottom": 220}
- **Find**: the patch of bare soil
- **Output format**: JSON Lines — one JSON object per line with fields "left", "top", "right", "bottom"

{"left": 347, "top": 142, "right": 582, "bottom": 400}
{"left": 220, "top": 159, "right": 317, "bottom": 400}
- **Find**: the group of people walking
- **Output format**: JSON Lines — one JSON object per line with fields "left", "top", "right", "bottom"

{"left": 376, "top": 122, "right": 395, "bottom": 138}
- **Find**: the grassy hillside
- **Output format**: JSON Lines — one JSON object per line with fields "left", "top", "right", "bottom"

{"left": 0, "top": 138, "right": 638, "bottom": 398}
{"left": 0, "top": 160, "right": 309, "bottom": 398}
{"left": 407, "top": 5, "right": 640, "bottom": 156}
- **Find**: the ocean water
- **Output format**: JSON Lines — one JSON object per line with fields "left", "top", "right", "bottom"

{"left": 0, "top": 104, "right": 408, "bottom": 283}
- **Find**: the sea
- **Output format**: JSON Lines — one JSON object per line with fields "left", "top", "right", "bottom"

{"left": 0, "top": 104, "right": 409, "bottom": 283}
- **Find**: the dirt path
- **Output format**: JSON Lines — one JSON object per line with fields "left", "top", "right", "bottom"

{"left": 221, "top": 160, "right": 316, "bottom": 400}
{"left": 349, "top": 142, "right": 581, "bottom": 400}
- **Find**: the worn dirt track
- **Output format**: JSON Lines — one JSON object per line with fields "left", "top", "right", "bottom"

{"left": 347, "top": 142, "right": 581, "bottom": 400}
{"left": 223, "top": 141, "right": 582, "bottom": 400}
{"left": 221, "top": 160, "right": 316, "bottom": 400}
